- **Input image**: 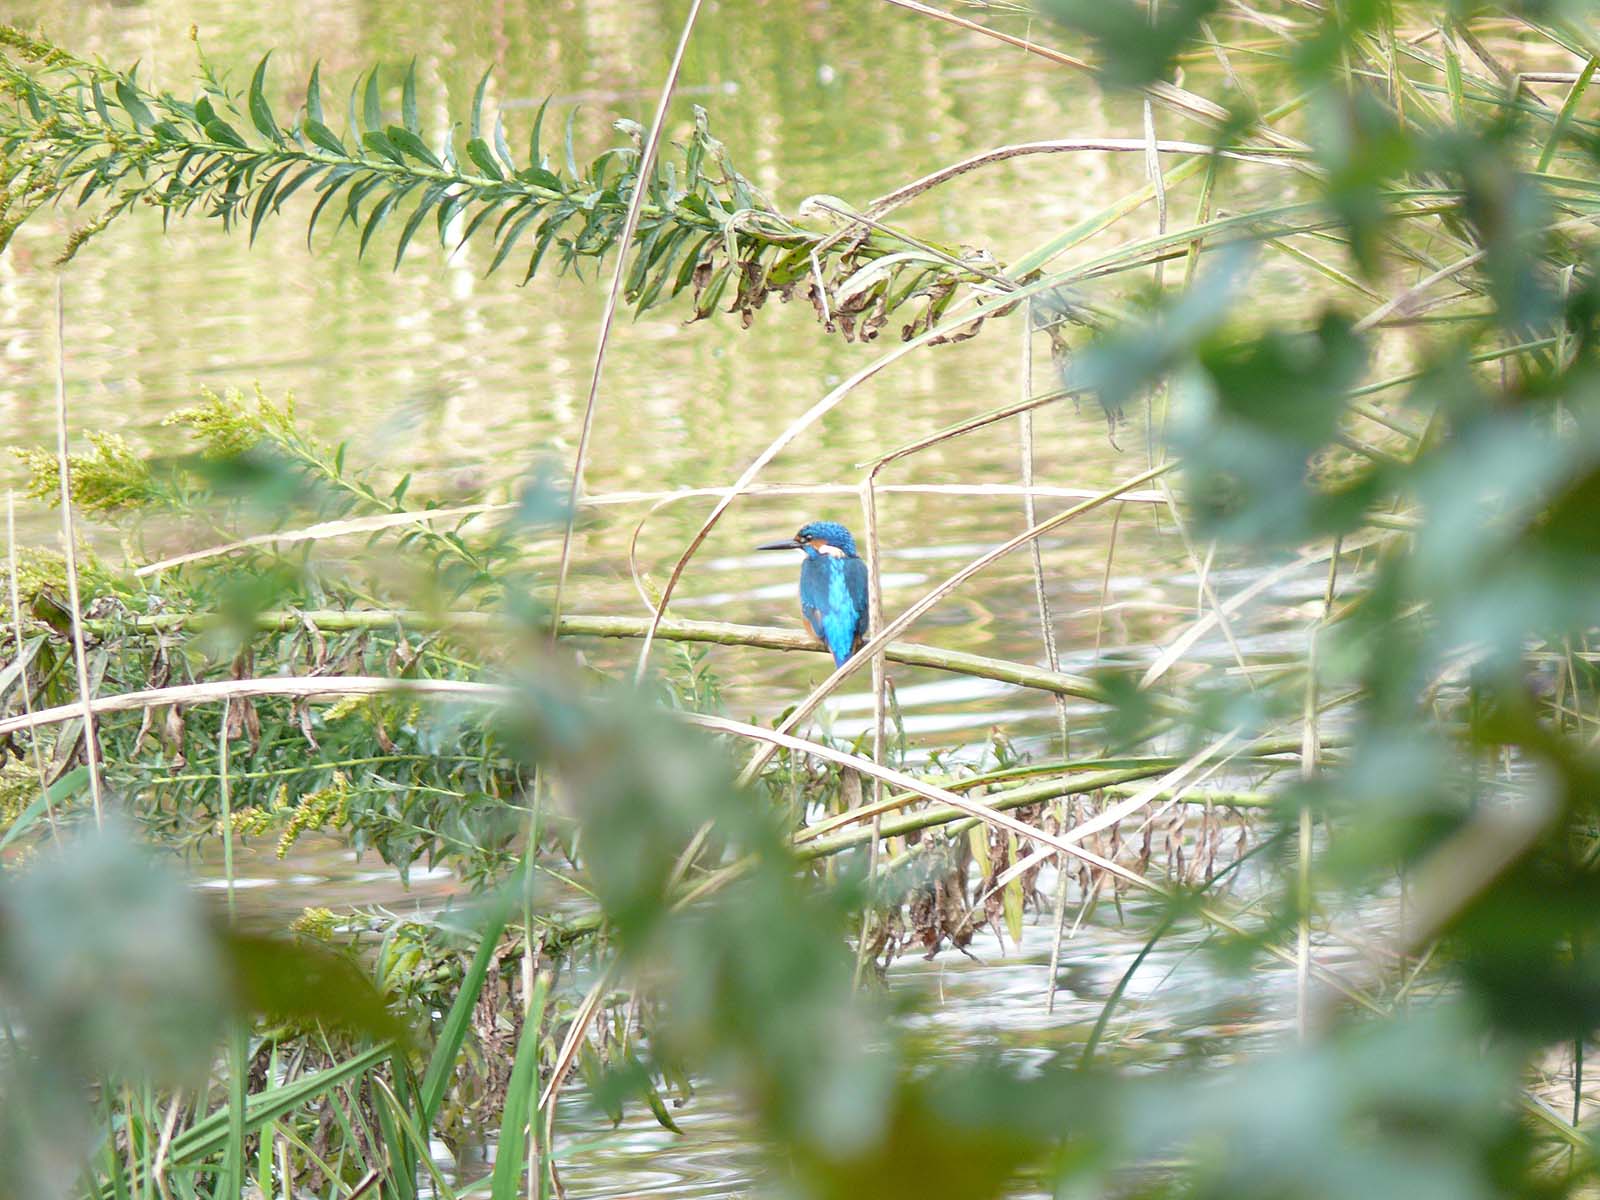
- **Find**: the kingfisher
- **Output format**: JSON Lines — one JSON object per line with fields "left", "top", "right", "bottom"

{"left": 756, "top": 520, "right": 870, "bottom": 668}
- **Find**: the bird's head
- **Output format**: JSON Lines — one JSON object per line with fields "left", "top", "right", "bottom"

{"left": 756, "top": 520, "right": 859, "bottom": 558}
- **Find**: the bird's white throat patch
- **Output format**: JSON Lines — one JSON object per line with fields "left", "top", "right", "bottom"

{"left": 811, "top": 541, "right": 847, "bottom": 558}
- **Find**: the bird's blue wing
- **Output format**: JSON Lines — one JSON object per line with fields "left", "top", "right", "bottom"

{"left": 844, "top": 556, "right": 870, "bottom": 650}
{"left": 799, "top": 557, "right": 831, "bottom": 644}
{"left": 800, "top": 556, "right": 868, "bottom": 668}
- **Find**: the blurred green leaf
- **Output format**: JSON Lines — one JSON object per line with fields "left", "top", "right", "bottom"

{"left": 1042, "top": 0, "right": 1220, "bottom": 88}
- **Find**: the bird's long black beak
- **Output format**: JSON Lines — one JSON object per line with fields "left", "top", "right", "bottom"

{"left": 755, "top": 537, "right": 800, "bottom": 551}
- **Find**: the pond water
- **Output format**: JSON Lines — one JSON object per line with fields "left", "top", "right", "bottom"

{"left": 0, "top": 0, "right": 1342, "bottom": 1193}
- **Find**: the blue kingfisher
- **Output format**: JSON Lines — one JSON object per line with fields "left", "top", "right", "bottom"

{"left": 756, "top": 520, "right": 870, "bottom": 668}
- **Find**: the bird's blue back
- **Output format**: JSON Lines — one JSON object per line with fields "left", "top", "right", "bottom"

{"left": 799, "top": 551, "right": 869, "bottom": 668}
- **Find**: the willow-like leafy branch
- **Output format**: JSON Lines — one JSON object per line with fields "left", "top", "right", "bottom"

{"left": 0, "top": 25, "right": 1001, "bottom": 341}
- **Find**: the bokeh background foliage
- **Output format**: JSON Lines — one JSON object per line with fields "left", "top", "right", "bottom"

{"left": 6, "top": 0, "right": 1600, "bottom": 1197}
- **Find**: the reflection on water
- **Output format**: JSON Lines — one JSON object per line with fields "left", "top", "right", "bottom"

{"left": 2, "top": 0, "right": 1330, "bottom": 1193}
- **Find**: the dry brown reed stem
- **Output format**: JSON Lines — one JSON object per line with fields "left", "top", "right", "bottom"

{"left": 1297, "top": 539, "right": 1340, "bottom": 1037}
{"left": 132, "top": 483, "right": 1164, "bottom": 579}
{"left": 734, "top": 459, "right": 1179, "bottom": 787}
{"left": 548, "top": 0, "right": 706, "bottom": 649}
{"left": 1016, "top": 308, "right": 1073, "bottom": 1010}
{"left": 1017, "top": 328, "right": 1070, "bottom": 755}
{"left": 133, "top": 501, "right": 515, "bottom": 577}
{"left": 538, "top": 961, "right": 617, "bottom": 1113}
{"left": 52, "top": 279, "right": 103, "bottom": 825}
{"left": 152, "top": 1092, "right": 182, "bottom": 1200}
{"left": 691, "top": 713, "right": 1149, "bottom": 887}
{"left": 1138, "top": 530, "right": 1387, "bottom": 690}
{"left": 865, "top": 138, "right": 1301, "bottom": 218}
{"left": 1352, "top": 246, "right": 1488, "bottom": 333}
{"left": 0, "top": 676, "right": 513, "bottom": 740}
{"left": 871, "top": 390, "right": 1080, "bottom": 467}
{"left": 1092, "top": 504, "right": 1123, "bottom": 660}
{"left": 1354, "top": 212, "right": 1600, "bottom": 336}
{"left": 1157, "top": 481, "right": 1256, "bottom": 687}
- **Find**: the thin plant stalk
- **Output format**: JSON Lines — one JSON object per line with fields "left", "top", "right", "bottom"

{"left": 548, "top": 0, "right": 706, "bottom": 642}
{"left": 1298, "top": 538, "right": 1340, "bottom": 1038}
{"left": 852, "top": 472, "right": 889, "bottom": 988}
{"left": 696, "top": 713, "right": 1149, "bottom": 886}
{"left": 52, "top": 278, "right": 103, "bottom": 825}
{"left": 1016, "top": 302, "right": 1074, "bottom": 1010}
{"left": 5, "top": 490, "right": 57, "bottom": 841}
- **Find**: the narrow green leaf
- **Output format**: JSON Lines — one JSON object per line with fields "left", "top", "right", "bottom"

{"left": 347, "top": 74, "right": 362, "bottom": 146}
{"left": 488, "top": 206, "right": 539, "bottom": 275}
{"left": 362, "top": 129, "right": 405, "bottom": 163}
{"left": 523, "top": 215, "right": 563, "bottom": 284}
{"left": 0, "top": 766, "right": 85, "bottom": 852}
{"left": 517, "top": 165, "right": 563, "bottom": 192}
{"left": 303, "top": 117, "right": 346, "bottom": 155}
{"left": 672, "top": 235, "right": 713, "bottom": 296}
{"left": 219, "top": 1023, "right": 248, "bottom": 1200}
{"left": 374, "top": 1090, "right": 417, "bottom": 1200}
{"left": 164, "top": 1044, "right": 393, "bottom": 1168}
{"left": 470, "top": 68, "right": 492, "bottom": 143}
{"left": 435, "top": 191, "right": 467, "bottom": 243}
{"left": 1538, "top": 56, "right": 1599, "bottom": 173}
{"left": 493, "top": 110, "right": 514, "bottom": 172}
{"left": 388, "top": 125, "right": 442, "bottom": 169}
{"left": 1003, "top": 837, "right": 1024, "bottom": 948}
{"left": 402, "top": 58, "right": 420, "bottom": 134}
{"left": 395, "top": 184, "right": 445, "bottom": 268}
{"left": 465, "top": 137, "right": 504, "bottom": 180}
{"left": 634, "top": 230, "right": 687, "bottom": 313}
{"left": 1442, "top": 27, "right": 1464, "bottom": 127}
{"left": 642, "top": 1074, "right": 684, "bottom": 1135}
{"left": 272, "top": 163, "right": 324, "bottom": 210}
{"left": 115, "top": 81, "right": 155, "bottom": 129}
{"left": 306, "top": 61, "right": 326, "bottom": 126}
{"left": 193, "top": 94, "right": 216, "bottom": 128}
{"left": 248, "top": 53, "right": 282, "bottom": 144}
{"left": 203, "top": 118, "right": 249, "bottom": 148}
{"left": 528, "top": 96, "right": 551, "bottom": 169}
{"left": 370, "top": 1078, "right": 442, "bottom": 1200}
{"left": 363, "top": 66, "right": 382, "bottom": 135}
{"left": 455, "top": 197, "right": 507, "bottom": 251}
{"left": 249, "top": 165, "right": 288, "bottom": 244}
{"left": 91, "top": 79, "right": 113, "bottom": 127}
{"left": 489, "top": 975, "right": 548, "bottom": 1200}
{"left": 417, "top": 907, "right": 509, "bottom": 1125}
{"left": 306, "top": 170, "right": 355, "bottom": 245}
{"left": 101, "top": 1090, "right": 130, "bottom": 1200}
